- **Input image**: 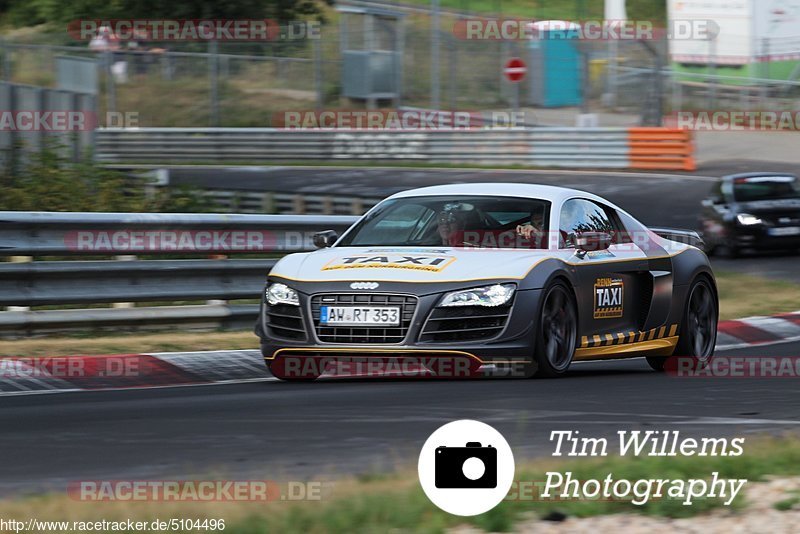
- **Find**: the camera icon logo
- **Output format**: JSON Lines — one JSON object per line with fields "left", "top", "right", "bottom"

{"left": 418, "top": 420, "right": 515, "bottom": 516}
{"left": 435, "top": 442, "right": 497, "bottom": 489}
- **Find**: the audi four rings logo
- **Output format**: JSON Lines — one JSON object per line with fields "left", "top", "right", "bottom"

{"left": 350, "top": 282, "right": 380, "bottom": 290}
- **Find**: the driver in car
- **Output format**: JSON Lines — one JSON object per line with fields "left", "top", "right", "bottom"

{"left": 436, "top": 207, "right": 468, "bottom": 246}
{"left": 516, "top": 209, "right": 546, "bottom": 244}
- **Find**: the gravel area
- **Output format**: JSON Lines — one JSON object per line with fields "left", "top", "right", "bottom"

{"left": 451, "top": 476, "right": 800, "bottom": 533}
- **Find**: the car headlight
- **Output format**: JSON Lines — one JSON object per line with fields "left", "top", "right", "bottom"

{"left": 736, "top": 213, "right": 763, "bottom": 226}
{"left": 439, "top": 283, "right": 516, "bottom": 307}
{"left": 266, "top": 283, "right": 299, "bottom": 306}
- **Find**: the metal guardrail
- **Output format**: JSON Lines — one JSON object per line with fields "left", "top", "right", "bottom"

{"left": 201, "top": 191, "right": 381, "bottom": 215}
{"left": 0, "top": 259, "right": 276, "bottom": 306}
{"left": 0, "top": 81, "right": 96, "bottom": 168}
{"left": 0, "top": 212, "right": 359, "bottom": 336}
{"left": 95, "top": 127, "right": 696, "bottom": 170}
{"left": 0, "top": 212, "right": 359, "bottom": 255}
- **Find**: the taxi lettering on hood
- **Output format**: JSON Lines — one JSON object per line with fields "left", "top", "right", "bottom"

{"left": 322, "top": 254, "right": 456, "bottom": 272}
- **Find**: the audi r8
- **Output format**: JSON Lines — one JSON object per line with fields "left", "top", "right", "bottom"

{"left": 256, "top": 183, "right": 718, "bottom": 380}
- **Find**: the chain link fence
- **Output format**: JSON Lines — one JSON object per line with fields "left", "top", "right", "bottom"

{"left": 2, "top": 8, "right": 799, "bottom": 127}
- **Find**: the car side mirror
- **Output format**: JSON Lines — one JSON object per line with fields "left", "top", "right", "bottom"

{"left": 313, "top": 230, "right": 338, "bottom": 249}
{"left": 575, "top": 232, "right": 612, "bottom": 253}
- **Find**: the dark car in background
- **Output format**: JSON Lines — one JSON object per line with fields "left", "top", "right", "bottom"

{"left": 700, "top": 173, "right": 800, "bottom": 257}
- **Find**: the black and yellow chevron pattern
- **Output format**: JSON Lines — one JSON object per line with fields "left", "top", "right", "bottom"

{"left": 581, "top": 324, "right": 679, "bottom": 348}
{"left": 573, "top": 323, "right": 680, "bottom": 360}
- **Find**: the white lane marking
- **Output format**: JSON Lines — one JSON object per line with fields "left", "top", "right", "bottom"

{"left": 716, "top": 334, "right": 800, "bottom": 352}
{"left": 153, "top": 350, "right": 267, "bottom": 381}
{"left": 0, "top": 377, "right": 278, "bottom": 397}
{"left": 740, "top": 316, "right": 800, "bottom": 338}
{"left": 6, "top": 310, "right": 800, "bottom": 397}
{"left": 146, "top": 349, "right": 261, "bottom": 356}
{"left": 670, "top": 416, "right": 800, "bottom": 426}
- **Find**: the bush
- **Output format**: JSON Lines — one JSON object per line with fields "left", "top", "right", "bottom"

{"left": 0, "top": 148, "right": 212, "bottom": 213}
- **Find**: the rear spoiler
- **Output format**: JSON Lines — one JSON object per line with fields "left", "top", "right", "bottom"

{"left": 649, "top": 227, "right": 705, "bottom": 249}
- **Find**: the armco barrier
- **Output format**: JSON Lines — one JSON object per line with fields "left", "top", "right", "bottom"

{"left": 0, "top": 212, "right": 359, "bottom": 256}
{"left": 0, "top": 212, "right": 358, "bottom": 335}
{"left": 95, "top": 127, "right": 695, "bottom": 171}
{"left": 628, "top": 128, "right": 696, "bottom": 171}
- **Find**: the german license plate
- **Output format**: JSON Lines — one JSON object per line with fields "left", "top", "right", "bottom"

{"left": 320, "top": 306, "right": 400, "bottom": 326}
{"left": 768, "top": 227, "right": 800, "bottom": 236}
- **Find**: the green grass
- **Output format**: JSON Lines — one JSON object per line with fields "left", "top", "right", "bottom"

{"left": 716, "top": 270, "right": 800, "bottom": 320}
{"left": 3, "top": 436, "right": 800, "bottom": 533}
{"left": 400, "top": 0, "right": 666, "bottom": 24}
{"left": 221, "top": 436, "right": 800, "bottom": 532}
{"left": 774, "top": 490, "right": 800, "bottom": 511}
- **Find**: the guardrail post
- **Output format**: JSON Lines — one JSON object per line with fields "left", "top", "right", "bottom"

{"left": 322, "top": 196, "right": 333, "bottom": 215}
{"left": 293, "top": 194, "right": 306, "bottom": 214}
{"left": 262, "top": 192, "right": 275, "bottom": 214}
{"left": 351, "top": 197, "right": 363, "bottom": 215}
{"left": 6, "top": 256, "right": 31, "bottom": 312}
{"left": 112, "top": 255, "right": 137, "bottom": 309}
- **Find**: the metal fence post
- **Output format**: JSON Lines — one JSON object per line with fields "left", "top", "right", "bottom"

{"left": 104, "top": 50, "right": 116, "bottom": 114}
{"left": 397, "top": 18, "right": 405, "bottom": 107}
{"left": 1, "top": 40, "right": 10, "bottom": 81}
{"left": 447, "top": 33, "right": 455, "bottom": 110}
{"left": 708, "top": 38, "right": 717, "bottom": 110}
{"left": 313, "top": 38, "right": 322, "bottom": 111}
{"left": 209, "top": 40, "right": 219, "bottom": 127}
{"left": 35, "top": 86, "right": 45, "bottom": 154}
{"left": 8, "top": 83, "right": 17, "bottom": 175}
{"left": 431, "top": 0, "right": 441, "bottom": 109}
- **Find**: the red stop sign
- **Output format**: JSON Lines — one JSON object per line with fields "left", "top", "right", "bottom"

{"left": 504, "top": 57, "right": 527, "bottom": 82}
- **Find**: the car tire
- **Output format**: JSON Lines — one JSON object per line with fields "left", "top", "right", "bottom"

{"left": 648, "top": 276, "right": 718, "bottom": 373}
{"left": 532, "top": 280, "right": 578, "bottom": 378}
{"left": 266, "top": 360, "right": 322, "bottom": 382}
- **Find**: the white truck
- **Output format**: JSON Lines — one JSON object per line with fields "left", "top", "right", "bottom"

{"left": 667, "top": 0, "right": 800, "bottom": 81}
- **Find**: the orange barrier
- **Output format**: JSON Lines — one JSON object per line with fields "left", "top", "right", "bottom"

{"left": 628, "top": 128, "right": 695, "bottom": 171}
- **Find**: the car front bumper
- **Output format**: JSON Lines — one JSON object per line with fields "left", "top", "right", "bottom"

{"left": 257, "top": 282, "right": 544, "bottom": 367}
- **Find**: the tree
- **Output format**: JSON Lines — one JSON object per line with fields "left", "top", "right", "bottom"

{"left": 6, "top": 0, "right": 333, "bottom": 27}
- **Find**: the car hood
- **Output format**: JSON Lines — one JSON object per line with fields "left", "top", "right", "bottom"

{"left": 269, "top": 247, "right": 568, "bottom": 283}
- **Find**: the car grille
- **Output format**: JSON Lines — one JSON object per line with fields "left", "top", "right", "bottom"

{"left": 310, "top": 294, "right": 417, "bottom": 344}
{"left": 419, "top": 304, "right": 513, "bottom": 342}
{"left": 265, "top": 304, "right": 306, "bottom": 341}
{"left": 763, "top": 214, "right": 800, "bottom": 226}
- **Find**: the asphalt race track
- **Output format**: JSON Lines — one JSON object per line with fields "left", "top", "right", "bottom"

{"left": 167, "top": 166, "right": 800, "bottom": 280}
{"left": 2, "top": 166, "right": 799, "bottom": 496}
{"left": 168, "top": 166, "right": 716, "bottom": 229}
{"left": 2, "top": 341, "right": 799, "bottom": 495}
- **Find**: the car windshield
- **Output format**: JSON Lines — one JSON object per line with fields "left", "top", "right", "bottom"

{"left": 733, "top": 176, "right": 800, "bottom": 202}
{"left": 337, "top": 195, "right": 551, "bottom": 249}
